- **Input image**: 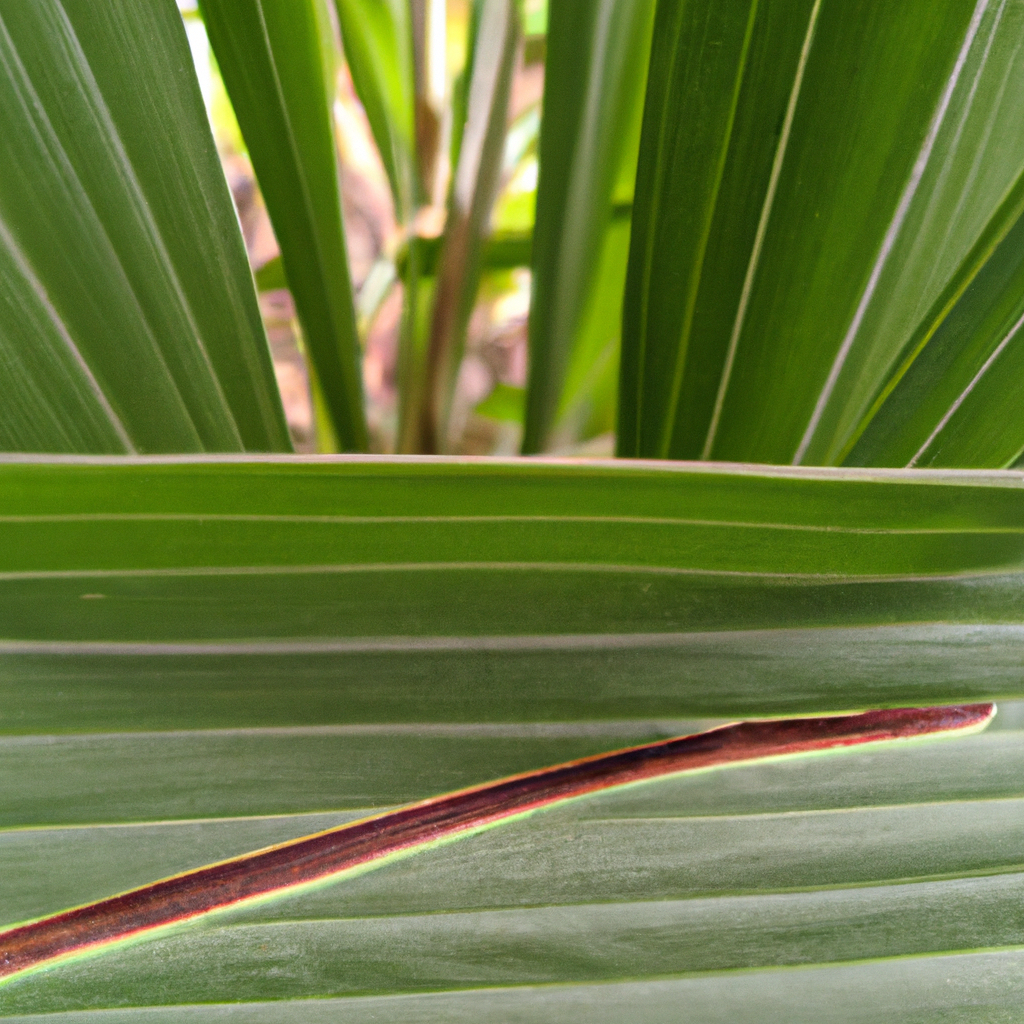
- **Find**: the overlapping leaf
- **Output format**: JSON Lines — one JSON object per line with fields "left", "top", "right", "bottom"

{"left": 0, "top": 0, "right": 289, "bottom": 454}
{"left": 0, "top": 457, "right": 1022, "bottom": 1015}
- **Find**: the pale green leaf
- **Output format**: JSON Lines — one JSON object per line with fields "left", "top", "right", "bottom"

{"left": 334, "top": 0, "right": 418, "bottom": 220}
{"left": 522, "top": 0, "right": 653, "bottom": 453}
{"left": 254, "top": 255, "right": 287, "bottom": 293}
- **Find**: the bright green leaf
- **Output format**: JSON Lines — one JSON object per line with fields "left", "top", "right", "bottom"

{"left": 847, "top": 176, "right": 1024, "bottom": 468}
{"left": 253, "top": 255, "right": 287, "bottom": 292}
{"left": 475, "top": 382, "right": 525, "bottom": 422}
{"left": 334, "top": 0, "right": 419, "bottom": 220}
{"left": 804, "top": 0, "right": 1024, "bottom": 466}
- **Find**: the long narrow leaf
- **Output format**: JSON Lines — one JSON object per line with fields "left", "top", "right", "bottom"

{"left": 200, "top": 0, "right": 368, "bottom": 451}
{"left": 406, "top": 1, "right": 520, "bottom": 452}
{"left": 0, "top": 457, "right": 1023, "bottom": 724}
{"left": 801, "top": 0, "right": 1024, "bottom": 465}
{"left": 846, "top": 174, "right": 1024, "bottom": 468}
{"left": 333, "top": 0, "right": 418, "bottom": 221}
{"left": 0, "top": 1, "right": 289, "bottom": 453}
{"left": 522, "top": 0, "right": 653, "bottom": 453}
{"left": 619, "top": 0, "right": 817, "bottom": 458}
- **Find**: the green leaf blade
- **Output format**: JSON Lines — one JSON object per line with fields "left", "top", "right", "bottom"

{"left": 200, "top": 0, "right": 368, "bottom": 451}
{"left": 522, "top": 0, "right": 653, "bottom": 453}
{"left": 1, "top": 459, "right": 1024, "bottom": 731}
{"left": 0, "top": 1, "right": 288, "bottom": 454}
{"left": 799, "top": 0, "right": 1024, "bottom": 466}
{"left": 619, "top": 0, "right": 803, "bottom": 458}
{"left": 2, "top": 458, "right": 1024, "bottom": 1013}
{"left": 3, "top": 718, "right": 1024, "bottom": 1013}
{"left": 846, "top": 186, "right": 1024, "bottom": 468}
{"left": 334, "top": 0, "right": 418, "bottom": 220}
{"left": 620, "top": 1, "right": 1019, "bottom": 465}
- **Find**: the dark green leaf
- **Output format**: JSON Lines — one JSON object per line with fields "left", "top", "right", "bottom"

{"left": 0, "top": 458, "right": 1023, "bottom": 728}
{"left": 619, "top": 0, "right": 1024, "bottom": 470}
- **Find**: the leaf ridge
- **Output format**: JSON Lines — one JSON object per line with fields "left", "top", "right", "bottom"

{"left": 0, "top": 212, "right": 134, "bottom": 453}
{"left": 911, "top": 0, "right": 1011, "bottom": 315}
{"left": 51, "top": 0, "right": 245, "bottom": 449}
{"left": 630, "top": 1, "right": 688, "bottom": 454}
{"left": 701, "top": 0, "right": 822, "bottom": 460}
{"left": 909, "top": 305, "right": 1024, "bottom": 466}
{"left": 250, "top": 0, "right": 341, "bottom": 344}
{"left": 793, "top": 0, "right": 991, "bottom": 464}
{"left": 658, "top": 0, "right": 760, "bottom": 458}
{"left": 0, "top": 7, "right": 206, "bottom": 449}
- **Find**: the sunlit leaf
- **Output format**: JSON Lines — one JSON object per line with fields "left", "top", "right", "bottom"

{"left": 334, "top": 0, "right": 418, "bottom": 220}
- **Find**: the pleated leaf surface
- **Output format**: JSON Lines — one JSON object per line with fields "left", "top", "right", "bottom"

{"left": 619, "top": 0, "right": 1024, "bottom": 469}
{"left": 0, "top": 457, "right": 1023, "bottom": 1019}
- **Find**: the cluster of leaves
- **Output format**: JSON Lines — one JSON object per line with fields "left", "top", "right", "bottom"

{"left": 3, "top": 0, "right": 1024, "bottom": 1018}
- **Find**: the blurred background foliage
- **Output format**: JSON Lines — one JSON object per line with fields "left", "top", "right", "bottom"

{"left": 181, "top": 0, "right": 572, "bottom": 456}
